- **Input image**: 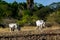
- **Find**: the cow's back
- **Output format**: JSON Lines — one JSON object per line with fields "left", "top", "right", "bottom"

{"left": 9, "top": 23, "right": 17, "bottom": 28}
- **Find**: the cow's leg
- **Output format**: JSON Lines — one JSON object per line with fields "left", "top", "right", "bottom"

{"left": 12, "top": 28, "right": 15, "bottom": 31}
{"left": 10, "top": 28, "right": 12, "bottom": 32}
{"left": 12, "top": 26, "right": 15, "bottom": 31}
{"left": 17, "top": 27, "right": 20, "bottom": 31}
{"left": 10, "top": 28, "right": 14, "bottom": 31}
{"left": 38, "top": 25, "right": 40, "bottom": 30}
{"left": 36, "top": 26, "right": 39, "bottom": 30}
{"left": 39, "top": 25, "right": 42, "bottom": 30}
{"left": 43, "top": 23, "right": 45, "bottom": 28}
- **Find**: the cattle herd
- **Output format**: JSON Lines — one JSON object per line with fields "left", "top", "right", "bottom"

{"left": 0, "top": 20, "right": 51, "bottom": 32}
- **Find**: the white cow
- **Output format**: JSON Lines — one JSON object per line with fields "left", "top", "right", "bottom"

{"left": 36, "top": 20, "right": 45, "bottom": 30}
{"left": 9, "top": 23, "right": 20, "bottom": 32}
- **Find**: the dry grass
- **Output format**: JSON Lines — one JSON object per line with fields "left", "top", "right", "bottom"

{"left": 0, "top": 26, "right": 60, "bottom": 32}
{"left": 43, "top": 26, "right": 60, "bottom": 31}
{"left": 0, "top": 26, "right": 59, "bottom": 37}
{"left": 21, "top": 26, "right": 36, "bottom": 31}
{"left": 0, "top": 28, "right": 10, "bottom": 32}
{"left": 0, "top": 26, "right": 60, "bottom": 40}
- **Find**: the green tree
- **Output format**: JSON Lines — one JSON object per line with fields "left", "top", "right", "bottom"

{"left": 18, "top": 2, "right": 27, "bottom": 10}
{"left": 0, "top": 1, "right": 12, "bottom": 18}
{"left": 33, "top": 6, "right": 52, "bottom": 20}
{"left": 11, "top": 1, "right": 18, "bottom": 18}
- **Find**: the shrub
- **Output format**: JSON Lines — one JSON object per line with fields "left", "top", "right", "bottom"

{"left": 46, "top": 11, "right": 60, "bottom": 25}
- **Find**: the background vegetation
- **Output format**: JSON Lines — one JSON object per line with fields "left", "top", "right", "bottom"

{"left": 0, "top": 0, "right": 60, "bottom": 27}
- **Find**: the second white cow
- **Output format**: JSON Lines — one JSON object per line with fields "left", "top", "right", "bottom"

{"left": 36, "top": 20, "right": 45, "bottom": 30}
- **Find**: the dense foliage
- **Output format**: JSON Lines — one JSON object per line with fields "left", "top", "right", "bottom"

{"left": 0, "top": 0, "right": 60, "bottom": 26}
